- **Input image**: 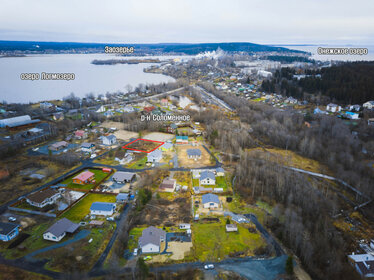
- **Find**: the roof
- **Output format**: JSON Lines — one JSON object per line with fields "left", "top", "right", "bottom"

{"left": 348, "top": 254, "right": 374, "bottom": 263}
{"left": 28, "top": 127, "right": 43, "bottom": 133}
{"left": 81, "top": 142, "right": 94, "bottom": 148}
{"left": 50, "top": 141, "right": 68, "bottom": 149}
{"left": 112, "top": 171, "right": 135, "bottom": 182}
{"left": 160, "top": 179, "right": 176, "bottom": 190}
{"left": 0, "top": 222, "right": 19, "bottom": 236}
{"left": 27, "top": 188, "right": 59, "bottom": 204}
{"left": 90, "top": 202, "right": 115, "bottom": 212}
{"left": 187, "top": 149, "right": 201, "bottom": 157}
{"left": 5, "top": 119, "right": 40, "bottom": 128}
{"left": 148, "top": 149, "right": 162, "bottom": 159}
{"left": 116, "top": 193, "right": 128, "bottom": 200}
{"left": 200, "top": 171, "right": 215, "bottom": 181}
{"left": 73, "top": 171, "right": 95, "bottom": 182}
{"left": 216, "top": 167, "right": 225, "bottom": 173}
{"left": 202, "top": 193, "right": 220, "bottom": 204}
{"left": 176, "top": 136, "right": 188, "bottom": 140}
{"left": 139, "top": 226, "right": 166, "bottom": 247}
{"left": 44, "top": 218, "right": 79, "bottom": 237}
{"left": 161, "top": 142, "right": 173, "bottom": 149}
{"left": 75, "top": 130, "right": 85, "bottom": 136}
{"left": 170, "top": 123, "right": 178, "bottom": 129}
{"left": 226, "top": 224, "right": 238, "bottom": 229}
{"left": 0, "top": 115, "right": 31, "bottom": 127}
{"left": 103, "top": 134, "right": 116, "bottom": 141}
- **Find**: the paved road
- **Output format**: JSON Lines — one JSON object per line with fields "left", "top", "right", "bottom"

{"left": 193, "top": 85, "right": 233, "bottom": 111}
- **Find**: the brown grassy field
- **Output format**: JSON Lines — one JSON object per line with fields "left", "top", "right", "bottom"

{"left": 176, "top": 145, "right": 215, "bottom": 168}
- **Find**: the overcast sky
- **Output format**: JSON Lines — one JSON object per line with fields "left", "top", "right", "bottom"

{"left": 0, "top": 0, "right": 373, "bottom": 45}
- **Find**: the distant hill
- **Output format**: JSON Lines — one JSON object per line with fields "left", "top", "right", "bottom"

{"left": 0, "top": 41, "right": 304, "bottom": 55}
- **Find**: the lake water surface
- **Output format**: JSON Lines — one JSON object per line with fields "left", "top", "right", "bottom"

{"left": 0, "top": 54, "right": 178, "bottom": 103}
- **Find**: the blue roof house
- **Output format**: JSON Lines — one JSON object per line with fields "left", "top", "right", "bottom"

{"left": 0, "top": 222, "right": 20, "bottom": 242}
{"left": 90, "top": 202, "right": 116, "bottom": 216}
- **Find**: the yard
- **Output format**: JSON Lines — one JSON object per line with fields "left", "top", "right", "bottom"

{"left": 42, "top": 223, "right": 116, "bottom": 272}
{"left": 123, "top": 139, "right": 163, "bottom": 153}
{"left": 61, "top": 193, "right": 116, "bottom": 222}
{"left": 128, "top": 226, "right": 147, "bottom": 252}
{"left": 191, "top": 217, "right": 266, "bottom": 262}
{"left": 60, "top": 169, "right": 109, "bottom": 191}
{"left": 176, "top": 145, "right": 215, "bottom": 168}
{"left": 127, "top": 155, "right": 147, "bottom": 169}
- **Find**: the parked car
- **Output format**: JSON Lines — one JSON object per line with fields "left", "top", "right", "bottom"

{"left": 106, "top": 217, "right": 115, "bottom": 221}
{"left": 143, "top": 256, "right": 152, "bottom": 261}
{"left": 8, "top": 217, "right": 16, "bottom": 222}
{"left": 204, "top": 264, "right": 214, "bottom": 270}
{"left": 133, "top": 248, "right": 138, "bottom": 256}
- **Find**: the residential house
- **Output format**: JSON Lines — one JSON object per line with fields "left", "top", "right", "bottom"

{"left": 138, "top": 226, "right": 166, "bottom": 254}
{"left": 26, "top": 188, "right": 60, "bottom": 208}
{"left": 49, "top": 141, "right": 68, "bottom": 151}
{"left": 363, "top": 101, "right": 374, "bottom": 110}
{"left": 112, "top": 171, "right": 136, "bottom": 183}
{"left": 40, "top": 102, "right": 54, "bottom": 109}
{"left": 344, "top": 111, "right": 360, "bottom": 120}
{"left": 143, "top": 106, "right": 155, "bottom": 114}
{"left": 52, "top": 112, "right": 64, "bottom": 121}
{"left": 116, "top": 193, "right": 129, "bottom": 203}
{"left": 160, "top": 142, "right": 173, "bottom": 151}
{"left": 348, "top": 254, "right": 374, "bottom": 278}
{"left": 43, "top": 218, "right": 79, "bottom": 242}
{"left": 75, "top": 130, "right": 87, "bottom": 139}
{"left": 147, "top": 149, "right": 163, "bottom": 163}
{"left": 96, "top": 105, "right": 106, "bottom": 113}
{"left": 102, "top": 135, "right": 117, "bottom": 146}
{"left": 72, "top": 170, "right": 95, "bottom": 185}
{"left": 81, "top": 142, "right": 95, "bottom": 153}
{"left": 216, "top": 167, "right": 225, "bottom": 176}
{"left": 159, "top": 178, "right": 177, "bottom": 192}
{"left": 166, "top": 123, "right": 178, "bottom": 134}
{"left": 123, "top": 105, "right": 135, "bottom": 113}
{"left": 326, "top": 103, "right": 341, "bottom": 113}
{"left": 348, "top": 104, "right": 361, "bottom": 112}
{"left": 202, "top": 193, "right": 220, "bottom": 209}
{"left": 200, "top": 171, "right": 216, "bottom": 185}
{"left": 179, "top": 223, "right": 191, "bottom": 230}
{"left": 0, "top": 222, "right": 20, "bottom": 242}
{"left": 160, "top": 98, "right": 168, "bottom": 106}
{"left": 226, "top": 224, "right": 238, "bottom": 232}
{"left": 90, "top": 202, "right": 116, "bottom": 216}
{"left": 187, "top": 149, "right": 202, "bottom": 159}
{"left": 176, "top": 136, "right": 188, "bottom": 144}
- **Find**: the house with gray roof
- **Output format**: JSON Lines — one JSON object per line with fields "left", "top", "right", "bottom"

{"left": 202, "top": 193, "right": 220, "bottom": 209}
{"left": 43, "top": 218, "right": 79, "bottom": 242}
{"left": 102, "top": 134, "right": 117, "bottom": 146}
{"left": 187, "top": 149, "right": 202, "bottom": 159}
{"left": 138, "top": 226, "right": 166, "bottom": 253}
{"left": 199, "top": 171, "right": 216, "bottom": 185}
{"left": 147, "top": 149, "right": 163, "bottom": 163}
{"left": 90, "top": 202, "right": 116, "bottom": 216}
{"left": 112, "top": 171, "right": 135, "bottom": 183}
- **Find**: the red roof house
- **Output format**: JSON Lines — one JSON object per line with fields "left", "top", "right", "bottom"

{"left": 72, "top": 171, "right": 95, "bottom": 185}
{"left": 143, "top": 106, "right": 155, "bottom": 113}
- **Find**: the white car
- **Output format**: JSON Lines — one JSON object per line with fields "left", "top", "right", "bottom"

{"left": 8, "top": 217, "right": 16, "bottom": 222}
{"left": 90, "top": 154, "right": 97, "bottom": 159}
{"left": 133, "top": 248, "right": 138, "bottom": 256}
{"left": 204, "top": 264, "right": 214, "bottom": 270}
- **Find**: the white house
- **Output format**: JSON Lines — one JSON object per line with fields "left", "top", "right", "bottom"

{"left": 187, "top": 149, "right": 202, "bottom": 159}
{"left": 96, "top": 105, "right": 106, "bottom": 113}
{"left": 147, "top": 149, "right": 163, "bottom": 163}
{"left": 90, "top": 202, "right": 116, "bottom": 216}
{"left": 326, "top": 103, "right": 341, "bottom": 112}
{"left": 200, "top": 171, "right": 216, "bottom": 185}
{"left": 81, "top": 143, "right": 95, "bottom": 153}
{"left": 363, "top": 101, "right": 374, "bottom": 110}
{"left": 26, "top": 188, "right": 60, "bottom": 208}
{"left": 43, "top": 218, "right": 79, "bottom": 242}
{"left": 202, "top": 193, "right": 220, "bottom": 209}
{"left": 102, "top": 135, "right": 117, "bottom": 146}
{"left": 179, "top": 223, "right": 191, "bottom": 230}
{"left": 226, "top": 224, "right": 238, "bottom": 232}
{"left": 138, "top": 226, "right": 166, "bottom": 254}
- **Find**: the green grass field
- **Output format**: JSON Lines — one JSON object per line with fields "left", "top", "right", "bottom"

{"left": 215, "top": 176, "right": 228, "bottom": 191}
{"left": 127, "top": 156, "right": 147, "bottom": 169}
{"left": 61, "top": 193, "right": 116, "bottom": 222}
{"left": 192, "top": 218, "right": 266, "bottom": 262}
{"left": 192, "top": 179, "right": 200, "bottom": 187}
{"left": 60, "top": 169, "right": 108, "bottom": 190}
{"left": 128, "top": 227, "right": 147, "bottom": 251}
